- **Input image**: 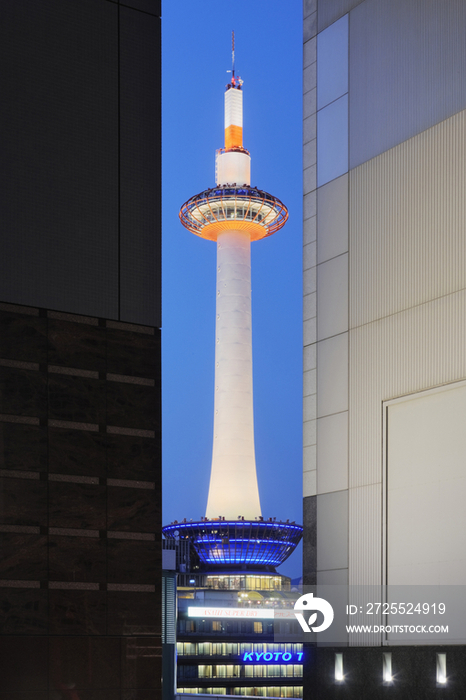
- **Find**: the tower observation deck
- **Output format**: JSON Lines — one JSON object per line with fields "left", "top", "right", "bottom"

{"left": 163, "top": 45, "right": 302, "bottom": 571}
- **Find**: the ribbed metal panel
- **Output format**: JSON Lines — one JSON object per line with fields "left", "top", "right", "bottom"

{"left": 348, "top": 484, "right": 381, "bottom": 585}
{"left": 162, "top": 573, "right": 177, "bottom": 644}
{"left": 350, "top": 0, "right": 466, "bottom": 168}
{"left": 350, "top": 291, "right": 466, "bottom": 492}
{"left": 349, "top": 291, "right": 466, "bottom": 596}
{"left": 350, "top": 108, "right": 466, "bottom": 329}
{"left": 348, "top": 113, "right": 466, "bottom": 593}
{"left": 348, "top": 483, "right": 381, "bottom": 645}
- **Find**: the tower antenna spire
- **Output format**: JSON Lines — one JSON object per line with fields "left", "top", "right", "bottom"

{"left": 232, "top": 30, "right": 235, "bottom": 83}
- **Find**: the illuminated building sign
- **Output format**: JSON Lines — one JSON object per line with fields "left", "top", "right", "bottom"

{"left": 188, "top": 607, "right": 274, "bottom": 619}
{"left": 187, "top": 607, "right": 296, "bottom": 620}
{"left": 242, "top": 651, "right": 303, "bottom": 663}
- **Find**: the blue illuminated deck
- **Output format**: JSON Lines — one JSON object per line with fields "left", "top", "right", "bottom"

{"left": 162, "top": 519, "right": 303, "bottom": 568}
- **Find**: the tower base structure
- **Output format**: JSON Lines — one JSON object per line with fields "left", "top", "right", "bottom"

{"left": 162, "top": 518, "right": 303, "bottom": 569}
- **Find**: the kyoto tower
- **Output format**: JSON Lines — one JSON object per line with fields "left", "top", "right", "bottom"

{"left": 163, "top": 38, "right": 302, "bottom": 577}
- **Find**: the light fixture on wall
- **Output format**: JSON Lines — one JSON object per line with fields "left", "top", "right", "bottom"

{"left": 335, "top": 653, "right": 344, "bottom": 682}
{"left": 383, "top": 652, "right": 393, "bottom": 685}
{"left": 436, "top": 653, "right": 447, "bottom": 686}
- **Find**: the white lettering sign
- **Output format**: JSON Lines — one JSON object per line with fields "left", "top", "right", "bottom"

{"left": 187, "top": 607, "right": 296, "bottom": 619}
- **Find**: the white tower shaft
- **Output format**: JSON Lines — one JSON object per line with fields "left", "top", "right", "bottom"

{"left": 205, "top": 228, "right": 262, "bottom": 519}
{"left": 177, "top": 54, "right": 289, "bottom": 533}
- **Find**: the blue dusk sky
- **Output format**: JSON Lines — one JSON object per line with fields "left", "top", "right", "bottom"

{"left": 162, "top": 0, "right": 303, "bottom": 578}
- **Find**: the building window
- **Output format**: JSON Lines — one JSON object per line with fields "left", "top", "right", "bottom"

{"left": 178, "top": 665, "right": 197, "bottom": 679}
{"left": 198, "top": 642, "right": 211, "bottom": 655}
{"left": 266, "top": 665, "right": 281, "bottom": 677}
{"left": 317, "top": 14, "right": 348, "bottom": 109}
{"left": 179, "top": 620, "right": 194, "bottom": 633}
{"left": 317, "top": 95, "right": 349, "bottom": 187}
{"left": 198, "top": 665, "right": 212, "bottom": 678}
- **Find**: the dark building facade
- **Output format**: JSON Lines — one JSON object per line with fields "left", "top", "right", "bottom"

{"left": 0, "top": 0, "right": 161, "bottom": 697}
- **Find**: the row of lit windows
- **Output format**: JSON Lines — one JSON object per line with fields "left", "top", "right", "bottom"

{"left": 177, "top": 642, "right": 303, "bottom": 657}
{"left": 194, "top": 201, "right": 277, "bottom": 225}
{"left": 205, "top": 575, "right": 288, "bottom": 591}
{"left": 177, "top": 686, "right": 303, "bottom": 697}
{"left": 196, "top": 665, "right": 302, "bottom": 679}
{"left": 179, "top": 620, "right": 269, "bottom": 634}
{"left": 179, "top": 665, "right": 302, "bottom": 679}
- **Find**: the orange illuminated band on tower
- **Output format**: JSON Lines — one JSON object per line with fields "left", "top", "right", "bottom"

{"left": 225, "top": 124, "right": 243, "bottom": 150}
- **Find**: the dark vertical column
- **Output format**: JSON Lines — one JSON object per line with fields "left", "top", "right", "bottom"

{"left": 0, "top": 0, "right": 119, "bottom": 318}
{"left": 119, "top": 5, "right": 161, "bottom": 328}
{"left": 162, "top": 571, "right": 177, "bottom": 700}
{"left": 302, "top": 495, "right": 316, "bottom": 586}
